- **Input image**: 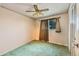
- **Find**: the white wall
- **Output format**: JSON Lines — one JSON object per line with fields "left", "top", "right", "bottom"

{"left": 36, "top": 13, "right": 69, "bottom": 46}
{"left": 0, "top": 7, "right": 35, "bottom": 55}
{"left": 34, "top": 20, "right": 40, "bottom": 40}
{"left": 48, "top": 13, "right": 69, "bottom": 46}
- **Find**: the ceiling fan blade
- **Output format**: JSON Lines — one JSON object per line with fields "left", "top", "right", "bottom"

{"left": 33, "top": 5, "right": 39, "bottom": 11}
{"left": 39, "top": 9, "right": 49, "bottom": 12}
{"left": 25, "top": 11, "right": 35, "bottom": 12}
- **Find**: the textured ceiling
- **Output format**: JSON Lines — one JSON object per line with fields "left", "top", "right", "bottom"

{"left": 0, "top": 3, "right": 69, "bottom": 19}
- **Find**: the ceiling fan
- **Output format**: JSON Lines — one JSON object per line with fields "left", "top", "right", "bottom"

{"left": 25, "top": 5, "right": 49, "bottom": 16}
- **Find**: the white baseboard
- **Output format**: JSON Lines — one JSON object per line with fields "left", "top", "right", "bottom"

{"left": 48, "top": 41, "right": 68, "bottom": 47}
{"left": 0, "top": 40, "right": 32, "bottom": 56}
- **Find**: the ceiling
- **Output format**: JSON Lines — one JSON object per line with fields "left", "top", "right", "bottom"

{"left": 0, "top": 3, "right": 70, "bottom": 19}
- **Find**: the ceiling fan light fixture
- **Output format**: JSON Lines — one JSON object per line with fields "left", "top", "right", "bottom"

{"left": 33, "top": 12, "right": 43, "bottom": 16}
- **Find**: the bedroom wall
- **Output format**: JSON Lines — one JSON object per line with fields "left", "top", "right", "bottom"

{"left": 0, "top": 7, "right": 35, "bottom": 55}
{"left": 34, "top": 20, "right": 41, "bottom": 40}
{"left": 48, "top": 13, "right": 69, "bottom": 46}
{"left": 36, "top": 13, "right": 69, "bottom": 46}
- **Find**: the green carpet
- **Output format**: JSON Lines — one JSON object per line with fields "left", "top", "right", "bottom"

{"left": 3, "top": 40, "right": 70, "bottom": 56}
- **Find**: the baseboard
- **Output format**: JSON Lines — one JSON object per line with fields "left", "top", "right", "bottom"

{"left": 0, "top": 40, "right": 68, "bottom": 55}
{"left": 48, "top": 41, "right": 68, "bottom": 47}
{"left": 0, "top": 40, "right": 32, "bottom": 56}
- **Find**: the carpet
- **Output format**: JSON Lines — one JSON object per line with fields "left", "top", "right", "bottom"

{"left": 3, "top": 40, "right": 70, "bottom": 56}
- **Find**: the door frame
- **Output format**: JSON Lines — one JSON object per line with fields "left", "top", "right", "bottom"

{"left": 68, "top": 3, "right": 77, "bottom": 56}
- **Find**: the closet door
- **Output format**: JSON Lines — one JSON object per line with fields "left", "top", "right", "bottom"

{"left": 39, "top": 20, "right": 48, "bottom": 41}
